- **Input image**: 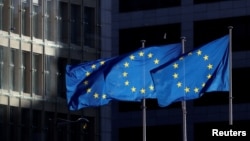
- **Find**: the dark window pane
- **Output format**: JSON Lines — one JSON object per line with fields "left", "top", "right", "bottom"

{"left": 119, "top": 23, "right": 181, "bottom": 54}
{"left": 119, "top": 124, "right": 181, "bottom": 141}
{"left": 119, "top": 0, "right": 181, "bottom": 13}
{"left": 194, "top": 16, "right": 250, "bottom": 52}
{"left": 194, "top": 0, "right": 227, "bottom": 4}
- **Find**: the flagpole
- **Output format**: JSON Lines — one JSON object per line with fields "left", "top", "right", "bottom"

{"left": 141, "top": 40, "right": 147, "bottom": 141}
{"left": 228, "top": 26, "right": 233, "bottom": 125}
{"left": 181, "top": 37, "right": 187, "bottom": 141}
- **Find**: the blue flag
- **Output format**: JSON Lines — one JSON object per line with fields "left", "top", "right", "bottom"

{"left": 66, "top": 58, "right": 114, "bottom": 110}
{"left": 105, "top": 43, "right": 182, "bottom": 101}
{"left": 66, "top": 43, "right": 182, "bottom": 110}
{"left": 151, "top": 35, "right": 230, "bottom": 107}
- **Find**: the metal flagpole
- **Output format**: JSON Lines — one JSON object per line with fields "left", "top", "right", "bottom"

{"left": 141, "top": 40, "right": 147, "bottom": 141}
{"left": 228, "top": 26, "right": 233, "bottom": 125}
{"left": 181, "top": 37, "right": 187, "bottom": 141}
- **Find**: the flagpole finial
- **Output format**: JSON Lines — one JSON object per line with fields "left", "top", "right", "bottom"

{"left": 228, "top": 26, "right": 233, "bottom": 29}
{"left": 180, "top": 36, "right": 186, "bottom": 41}
{"left": 141, "top": 40, "right": 146, "bottom": 43}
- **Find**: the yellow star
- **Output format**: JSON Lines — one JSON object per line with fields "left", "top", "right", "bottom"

{"left": 207, "top": 64, "right": 213, "bottom": 70}
{"left": 91, "top": 64, "right": 96, "bottom": 69}
{"left": 125, "top": 80, "right": 129, "bottom": 86}
{"left": 123, "top": 72, "right": 128, "bottom": 77}
{"left": 131, "top": 87, "right": 136, "bottom": 92}
{"left": 83, "top": 80, "right": 88, "bottom": 86}
{"left": 154, "top": 59, "right": 159, "bottom": 64}
{"left": 130, "top": 55, "right": 135, "bottom": 60}
{"left": 184, "top": 87, "right": 190, "bottom": 93}
{"left": 197, "top": 50, "right": 202, "bottom": 56}
{"left": 203, "top": 55, "right": 209, "bottom": 61}
{"left": 148, "top": 53, "right": 153, "bottom": 58}
{"left": 177, "top": 82, "right": 182, "bottom": 88}
{"left": 87, "top": 88, "right": 91, "bottom": 93}
{"left": 139, "top": 51, "right": 144, "bottom": 57}
{"left": 173, "top": 73, "right": 178, "bottom": 79}
{"left": 149, "top": 85, "right": 154, "bottom": 91}
{"left": 100, "top": 61, "right": 105, "bottom": 65}
{"left": 124, "top": 62, "right": 129, "bottom": 68}
{"left": 86, "top": 71, "right": 91, "bottom": 76}
{"left": 207, "top": 74, "right": 212, "bottom": 79}
{"left": 94, "top": 93, "right": 99, "bottom": 98}
{"left": 194, "top": 87, "right": 199, "bottom": 93}
{"left": 202, "top": 83, "right": 206, "bottom": 87}
{"left": 173, "top": 63, "right": 178, "bottom": 69}
{"left": 179, "top": 57, "right": 184, "bottom": 60}
{"left": 102, "top": 94, "right": 107, "bottom": 99}
{"left": 140, "top": 88, "right": 146, "bottom": 94}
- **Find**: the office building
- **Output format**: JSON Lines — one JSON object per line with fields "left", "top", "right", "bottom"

{"left": 0, "top": 0, "right": 112, "bottom": 141}
{"left": 111, "top": 0, "right": 250, "bottom": 140}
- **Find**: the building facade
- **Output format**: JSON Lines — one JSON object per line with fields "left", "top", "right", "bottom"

{"left": 111, "top": 0, "right": 250, "bottom": 141}
{"left": 0, "top": 0, "right": 112, "bottom": 141}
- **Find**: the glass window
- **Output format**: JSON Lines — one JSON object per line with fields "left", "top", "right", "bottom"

{"left": 231, "top": 68, "right": 250, "bottom": 104}
{"left": 10, "top": 106, "right": 19, "bottom": 124}
{"left": 194, "top": 0, "right": 226, "bottom": 4}
{"left": 119, "top": 124, "right": 181, "bottom": 141}
{"left": 119, "top": 0, "right": 181, "bottom": 13}
{"left": 21, "top": 108, "right": 31, "bottom": 141}
{"left": 21, "top": 0, "right": 30, "bottom": 36}
{"left": 22, "top": 51, "right": 31, "bottom": 94}
{"left": 119, "top": 23, "right": 181, "bottom": 54}
{"left": 59, "top": 2, "right": 69, "bottom": 43}
{"left": 45, "top": 0, "right": 53, "bottom": 41}
{"left": 0, "top": 104, "right": 7, "bottom": 141}
{"left": 2, "top": 0, "right": 9, "bottom": 31}
{"left": 57, "top": 57, "right": 67, "bottom": 98}
{"left": 10, "top": 0, "right": 19, "bottom": 34}
{"left": 45, "top": 111, "right": 55, "bottom": 140}
{"left": 1, "top": 47, "right": 9, "bottom": 90}
{"left": 32, "top": 110, "right": 41, "bottom": 131}
{"left": 44, "top": 55, "right": 50, "bottom": 96}
{"left": 71, "top": 4, "right": 82, "bottom": 46}
{"left": 118, "top": 100, "right": 181, "bottom": 112}
{"left": 0, "top": 46, "right": 3, "bottom": 89}
{"left": 45, "top": 55, "right": 52, "bottom": 96}
{"left": 9, "top": 49, "right": 14, "bottom": 90}
{"left": 0, "top": 104, "right": 7, "bottom": 124}
{"left": 10, "top": 49, "right": 18, "bottom": 91}
{"left": 32, "top": 0, "right": 41, "bottom": 38}
{"left": 84, "top": 7, "right": 96, "bottom": 48}
{"left": 194, "top": 16, "right": 250, "bottom": 52}
{"left": 32, "top": 53, "right": 42, "bottom": 95}
{"left": 0, "top": 0, "right": 3, "bottom": 30}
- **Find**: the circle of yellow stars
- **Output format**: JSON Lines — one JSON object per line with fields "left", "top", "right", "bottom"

{"left": 121, "top": 50, "right": 160, "bottom": 95}
{"left": 171, "top": 49, "right": 213, "bottom": 94}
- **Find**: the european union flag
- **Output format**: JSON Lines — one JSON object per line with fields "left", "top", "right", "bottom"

{"left": 66, "top": 43, "right": 182, "bottom": 110}
{"left": 66, "top": 58, "right": 114, "bottom": 110}
{"left": 105, "top": 43, "right": 182, "bottom": 101}
{"left": 151, "top": 35, "right": 229, "bottom": 107}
